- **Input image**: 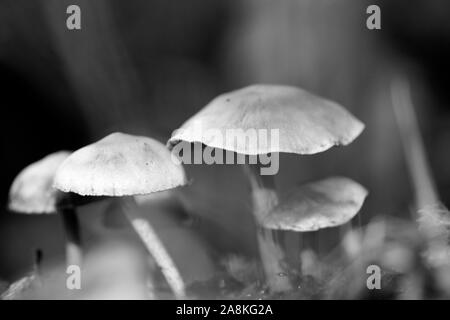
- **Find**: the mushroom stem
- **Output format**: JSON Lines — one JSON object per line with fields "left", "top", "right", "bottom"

{"left": 120, "top": 196, "right": 186, "bottom": 299}
{"left": 284, "top": 232, "right": 301, "bottom": 266}
{"left": 243, "top": 164, "right": 292, "bottom": 292}
{"left": 339, "top": 222, "right": 352, "bottom": 239}
{"left": 33, "top": 248, "right": 43, "bottom": 286}
{"left": 60, "top": 207, "right": 82, "bottom": 268}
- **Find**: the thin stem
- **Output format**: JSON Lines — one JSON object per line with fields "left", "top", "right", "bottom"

{"left": 339, "top": 222, "right": 352, "bottom": 240}
{"left": 391, "top": 76, "right": 450, "bottom": 267}
{"left": 33, "top": 249, "right": 43, "bottom": 274}
{"left": 243, "top": 164, "right": 292, "bottom": 292}
{"left": 32, "top": 248, "right": 43, "bottom": 287}
{"left": 60, "top": 207, "right": 82, "bottom": 268}
{"left": 121, "top": 196, "right": 186, "bottom": 299}
{"left": 284, "top": 232, "right": 301, "bottom": 266}
{"left": 391, "top": 77, "right": 439, "bottom": 208}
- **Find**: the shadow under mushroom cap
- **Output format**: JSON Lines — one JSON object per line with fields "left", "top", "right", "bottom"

{"left": 54, "top": 133, "right": 187, "bottom": 197}
{"left": 8, "top": 151, "right": 71, "bottom": 214}
{"left": 168, "top": 84, "right": 365, "bottom": 155}
{"left": 263, "top": 177, "right": 368, "bottom": 232}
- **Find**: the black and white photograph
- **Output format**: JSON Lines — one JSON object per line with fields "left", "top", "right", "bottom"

{"left": 0, "top": 0, "right": 450, "bottom": 307}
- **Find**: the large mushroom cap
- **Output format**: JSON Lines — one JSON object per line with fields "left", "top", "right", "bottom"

{"left": 263, "top": 177, "right": 368, "bottom": 232}
{"left": 54, "top": 133, "right": 187, "bottom": 197}
{"left": 9, "top": 151, "right": 70, "bottom": 214}
{"left": 168, "top": 84, "right": 364, "bottom": 155}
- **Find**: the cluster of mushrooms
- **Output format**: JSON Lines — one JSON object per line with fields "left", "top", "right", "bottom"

{"left": 7, "top": 84, "right": 367, "bottom": 299}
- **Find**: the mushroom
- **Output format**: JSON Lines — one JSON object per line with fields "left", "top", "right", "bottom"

{"left": 8, "top": 151, "right": 83, "bottom": 267}
{"left": 9, "top": 151, "right": 70, "bottom": 214}
{"left": 53, "top": 132, "right": 188, "bottom": 299}
{"left": 168, "top": 84, "right": 365, "bottom": 292}
{"left": 262, "top": 177, "right": 368, "bottom": 232}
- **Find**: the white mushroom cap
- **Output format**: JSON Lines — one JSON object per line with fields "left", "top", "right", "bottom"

{"left": 168, "top": 84, "right": 364, "bottom": 155}
{"left": 54, "top": 133, "right": 187, "bottom": 197}
{"left": 9, "top": 151, "right": 70, "bottom": 214}
{"left": 263, "top": 177, "right": 368, "bottom": 231}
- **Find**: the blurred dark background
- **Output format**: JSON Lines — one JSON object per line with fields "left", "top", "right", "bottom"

{"left": 0, "top": 0, "right": 449, "bottom": 282}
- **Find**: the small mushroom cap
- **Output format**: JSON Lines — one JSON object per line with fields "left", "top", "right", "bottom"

{"left": 263, "top": 177, "right": 368, "bottom": 232}
{"left": 9, "top": 151, "right": 70, "bottom": 214}
{"left": 54, "top": 132, "right": 187, "bottom": 196}
{"left": 168, "top": 84, "right": 364, "bottom": 155}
